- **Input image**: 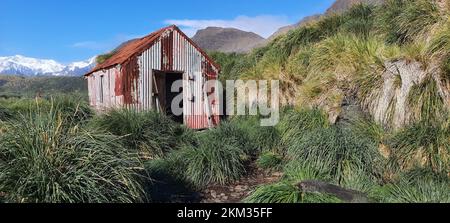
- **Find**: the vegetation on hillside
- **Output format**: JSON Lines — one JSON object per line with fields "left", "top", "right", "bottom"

{"left": 0, "top": 0, "right": 448, "bottom": 203}
{"left": 0, "top": 75, "right": 87, "bottom": 98}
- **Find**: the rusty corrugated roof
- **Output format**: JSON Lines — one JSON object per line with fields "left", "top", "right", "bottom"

{"left": 85, "top": 25, "right": 220, "bottom": 76}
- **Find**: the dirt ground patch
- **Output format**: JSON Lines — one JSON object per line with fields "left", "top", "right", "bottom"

{"left": 200, "top": 168, "right": 283, "bottom": 203}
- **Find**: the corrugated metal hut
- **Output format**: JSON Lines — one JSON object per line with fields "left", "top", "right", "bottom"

{"left": 85, "top": 25, "right": 221, "bottom": 129}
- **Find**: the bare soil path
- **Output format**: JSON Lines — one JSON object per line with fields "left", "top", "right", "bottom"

{"left": 200, "top": 168, "right": 283, "bottom": 203}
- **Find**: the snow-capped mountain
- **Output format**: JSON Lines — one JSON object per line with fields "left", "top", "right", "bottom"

{"left": 59, "top": 56, "right": 97, "bottom": 76}
{"left": 0, "top": 55, "right": 96, "bottom": 76}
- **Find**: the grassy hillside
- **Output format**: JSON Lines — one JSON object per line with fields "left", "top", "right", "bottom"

{"left": 211, "top": 0, "right": 450, "bottom": 128}
{"left": 0, "top": 75, "right": 87, "bottom": 98}
{"left": 0, "top": 0, "right": 448, "bottom": 204}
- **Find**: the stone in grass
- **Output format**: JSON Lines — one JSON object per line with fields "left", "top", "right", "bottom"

{"left": 297, "top": 180, "right": 370, "bottom": 203}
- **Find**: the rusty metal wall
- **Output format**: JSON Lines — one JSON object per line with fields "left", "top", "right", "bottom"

{"left": 88, "top": 65, "right": 123, "bottom": 111}
{"left": 87, "top": 27, "right": 220, "bottom": 129}
{"left": 138, "top": 28, "right": 220, "bottom": 129}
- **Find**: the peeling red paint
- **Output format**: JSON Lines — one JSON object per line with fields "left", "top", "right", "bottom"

{"left": 121, "top": 56, "right": 140, "bottom": 105}
{"left": 85, "top": 25, "right": 220, "bottom": 77}
{"left": 114, "top": 69, "right": 122, "bottom": 96}
{"left": 161, "top": 31, "right": 174, "bottom": 71}
{"left": 86, "top": 25, "right": 221, "bottom": 129}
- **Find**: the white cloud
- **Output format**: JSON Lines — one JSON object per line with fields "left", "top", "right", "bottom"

{"left": 165, "top": 15, "right": 291, "bottom": 38}
{"left": 71, "top": 34, "right": 142, "bottom": 51}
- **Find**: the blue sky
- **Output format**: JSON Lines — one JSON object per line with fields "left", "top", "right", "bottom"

{"left": 0, "top": 0, "right": 335, "bottom": 63}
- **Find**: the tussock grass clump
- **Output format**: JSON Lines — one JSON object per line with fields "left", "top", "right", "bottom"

{"left": 428, "top": 21, "right": 450, "bottom": 56}
{"left": 283, "top": 160, "right": 333, "bottom": 183}
{"left": 376, "top": 168, "right": 450, "bottom": 203}
{"left": 209, "top": 52, "right": 247, "bottom": 82}
{"left": 286, "top": 125, "right": 382, "bottom": 185}
{"left": 277, "top": 108, "right": 329, "bottom": 147}
{"left": 51, "top": 94, "right": 93, "bottom": 123}
{"left": 144, "top": 154, "right": 198, "bottom": 203}
{"left": 408, "top": 76, "right": 446, "bottom": 124}
{"left": 340, "top": 4, "right": 375, "bottom": 38}
{"left": 0, "top": 106, "right": 12, "bottom": 121}
{"left": 0, "top": 108, "right": 145, "bottom": 203}
{"left": 256, "top": 151, "right": 283, "bottom": 171}
{"left": 244, "top": 181, "right": 342, "bottom": 203}
{"left": 388, "top": 121, "right": 449, "bottom": 173}
{"left": 179, "top": 132, "right": 247, "bottom": 188}
{"left": 206, "top": 120, "right": 255, "bottom": 155}
{"left": 243, "top": 182, "right": 302, "bottom": 203}
{"left": 91, "top": 109, "right": 181, "bottom": 158}
{"left": 0, "top": 94, "right": 92, "bottom": 123}
{"left": 377, "top": 0, "right": 442, "bottom": 44}
{"left": 229, "top": 115, "right": 281, "bottom": 153}
{"left": 350, "top": 117, "right": 386, "bottom": 144}
{"left": 96, "top": 52, "right": 115, "bottom": 64}
{"left": 394, "top": 0, "right": 441, "bottom": 43}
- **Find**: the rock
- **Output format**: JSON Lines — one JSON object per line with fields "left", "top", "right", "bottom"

{"left": 363, "top": 60, "right": 430, "bottom": 129}
{"left": 223, "top": 196, "right": 229, "bottom": 200}
{"left": 297, "top": 180, "right": 370, "bottom": 203}
{"left": 235, "top": 185, "right": 249, "bottom": 192}
{"left": 211, "top": 191, "right": 217, "bottom": 198}
{"left": 230, "top": 193, "right": 241, "bottom": 198}
{"left": 220, "top": 193, "right": 226, "bottom": 197}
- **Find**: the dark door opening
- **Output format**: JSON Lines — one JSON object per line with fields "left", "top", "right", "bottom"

{"left": 153, "top": 71, "right": 184, "bottom": 124}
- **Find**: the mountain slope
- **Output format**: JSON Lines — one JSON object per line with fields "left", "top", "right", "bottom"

{"left": 192, "top": 27, "right": 265, "bottom": 53}
{"left": 268, "top": 0, "right": 385, "bottom": 40}
{"left": 268, "top": 15, "right": 322, "bottom": 40}
{"left": 0, "top": 55, "right": 96, "bottom": 76}
{"left": 0, "top": 75, "right": 87, "bottom": 97}
{"left": 326, "top": 0, "right": 384, "bottom": 14}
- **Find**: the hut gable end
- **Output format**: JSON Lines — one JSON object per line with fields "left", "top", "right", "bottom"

{"left": 85, "top": 25, "right": 221, "bottom": 130}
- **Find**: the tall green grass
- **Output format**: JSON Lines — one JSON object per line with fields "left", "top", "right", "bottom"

{"left": 91, "top": 109, "right": 182, "bottom": 158}
{"left": 0, "top": 107, "right": 146, "bottom": 203}
{"left": 377, "top": 0, "right": 441, "bottom": 44}
{"left": 388, "top": 121, "right": 449, "bottom": 173}
{"left": 229, "top": 115, "right": 281, "bottom": 153}
{"left": 408, "top": 76, "right": 446, "bottom": 124}
{"left": 178, "top": 130, "right": 247, "bottom": 188}
{"left": 0, "top": 94, "right": 92, "bottom": 123}
{"left": 376, "top": 168, "right": 450, "bottom": 203}
{"left": 256, "top": 151, "right": 283, "bottom": 171}
{"left": 286, "top": 126, "right": 382, "bottom": 184}
{"left": 277, "top": 108, "right": 329, "bottom": 148}
{"left": 244, "top": 181, "right": 342, "bottom": 203}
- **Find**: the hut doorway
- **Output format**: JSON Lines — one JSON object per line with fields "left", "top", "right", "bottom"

{"left": 153, "top": 70, "right": 184, "bottom": 124}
